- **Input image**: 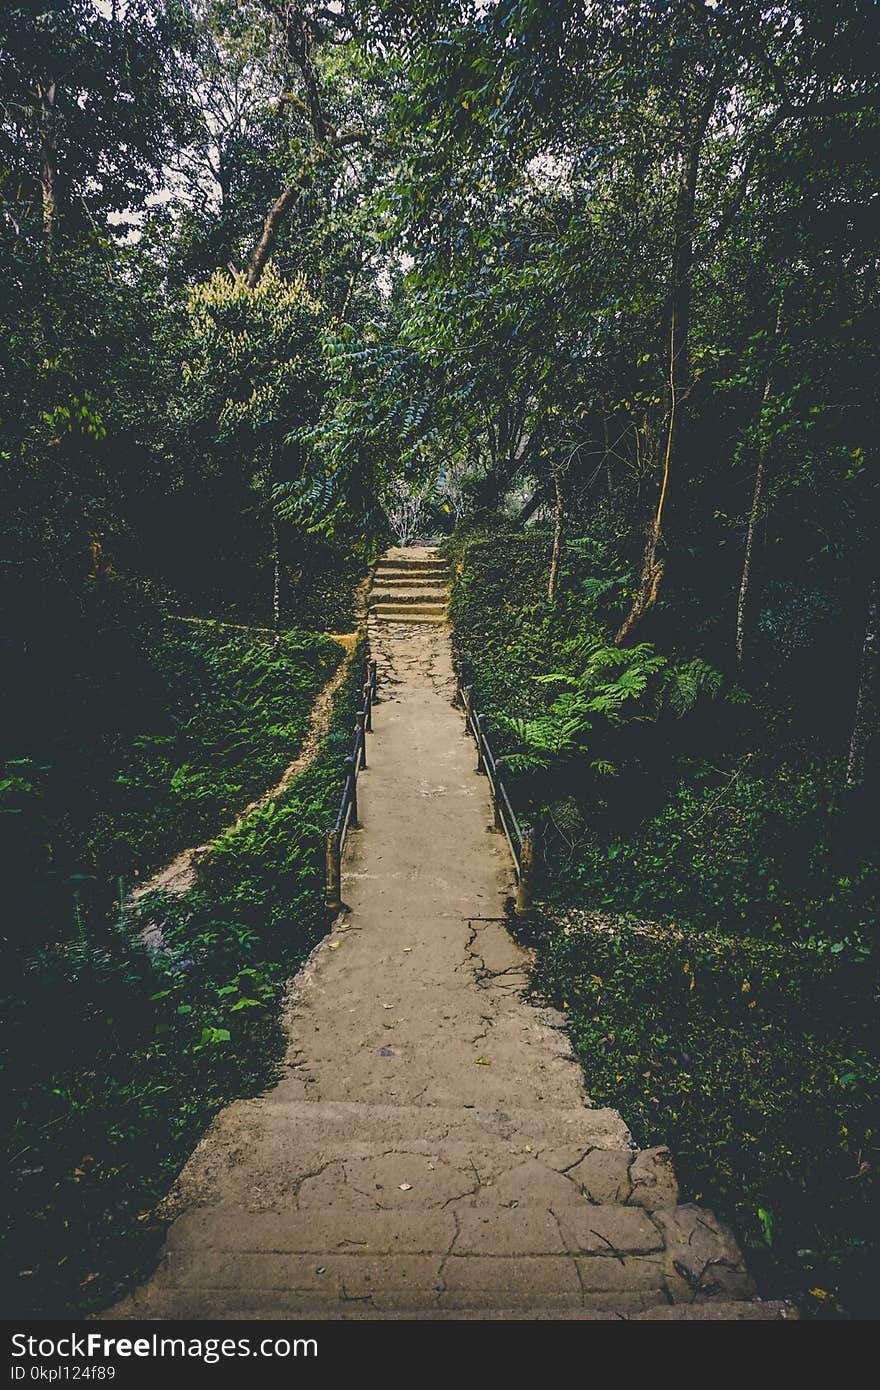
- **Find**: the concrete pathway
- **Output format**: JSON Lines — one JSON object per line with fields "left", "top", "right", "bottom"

{"left": 104, "top": 550, "right": 793, "bottom": 1320}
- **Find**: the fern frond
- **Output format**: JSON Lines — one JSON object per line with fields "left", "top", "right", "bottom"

{"left": 663, "top": 658, "right": 723, "bottom": 715}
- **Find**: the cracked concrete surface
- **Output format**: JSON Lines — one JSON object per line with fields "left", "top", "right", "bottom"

{"left": 102, "top": 549, "right": 795, "bottom": 1321}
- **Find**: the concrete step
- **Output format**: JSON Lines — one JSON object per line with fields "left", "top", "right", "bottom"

{"left": 371, "top": 607, "right": 448, "bottom": 623}
{"left": 107, "top": 1193, "right": 789, "bottom": 1319}
{"left": 369, "top": 614, "right": 448, "bottom": 626}
{"left": 162, "top": 1202, "right": 667, "bottom": 1256}
{"left": 210, "top": 1099, "right": 636, "bottom": 1153}
{"left": 373, "top": 581, "right": 449, "bottom": 592}
{"left": 371, "top": 583, "right": 448, "bottom": 596}
{"left": 371, "top": 594, "right": 448, "bottom": 608}
{"left": 106, "top": 1290, "right": 794, "bottom": 1319}
{"left": 371, "top": 577, "right": 449, "bottom": 591}
{"left": 163, "top": 1098, "right": 676, "bottom": 1215}
{"left": 374, "top": 567, "right": 450, "bottom": 582}
{"left": 376, "top": 556, "right": 448, "bottom": 571}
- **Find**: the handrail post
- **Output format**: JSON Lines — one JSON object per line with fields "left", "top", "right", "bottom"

{"left": 515, "top": 826, "right": 536, "bottom": 917}
{"left": 345, "top": 754, "right": 358, "bottom": 825}
{"left": 475, "top": 713, "right": 487, "bottom": 774}
{"left": 491, "top": 760, "right": 505, "bottom": 831}
{"left": 357, "top": 710, "right": 367, "bottom": 768}
{"left": 369, "top": 658, "right": 378, "bottom": 700}
{"left": 325, "top": 828, "right": 342, "bottom": 910}
{"left": 363, "top": 681, "right": 372, "bottom": 732}
{"left": 462, "top": 685, "right": 473, "bottom": 733}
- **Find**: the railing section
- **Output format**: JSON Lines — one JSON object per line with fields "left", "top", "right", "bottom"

{"left": 459, "top": 682, "right": 538, "bottom": 917}
{"left": 324, "top": 657, "right": 377, "bottom": 910}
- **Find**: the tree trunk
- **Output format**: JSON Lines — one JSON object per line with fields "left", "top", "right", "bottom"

{"left": 38, "top": 80, "right": 59, "bottom": 254}
{"left": 270, "top": 511, "right": 282, "bottom": 652}
{"left": 245, "top": 176, "right": 306, "bottom": 289}
{"left": 547, "top": 468, "right": 563, "bottom": 601}
{"left": 245, "top": 7, "right": 327, "bottom": 291}
{"left": 735, "top": 306, "right": 784, "bottom": 669}
{"left": 845, "top": 575, "right": 879, "bottom": 788}
{"left": 615, "top": 78, "right": 720, "bottom": 646}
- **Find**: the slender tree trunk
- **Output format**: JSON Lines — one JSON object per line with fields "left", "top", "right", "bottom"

{"left": 270, "top": 511, "right": 282, "bottom": 652}
{"left": 736, "top": 306, "right": 784, "bottom": 669}
{"left": 735, "top": 452, "right": 765, "bottom": 670}
{"left": 845, "top": 575, "right": 879, "bottom": 788}
{"left": 38, "top": 79, "right": 59, "bottom": 254}
{"left": 547, "top": 467, "right": 563, "bottom": 601}
{"left": 245, "top": 7, "right": 326, "bottom": 290}
{"left": 615, "top": 78, "right": 720, "bottom": 646}
{"left": 246, "top": 176, "right": 307, "bottom": 289}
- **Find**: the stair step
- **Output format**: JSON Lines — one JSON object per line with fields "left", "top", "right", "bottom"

{"left": 164, "top": 1100, "right": 642, "bottom": 1203}
{"left": 106, "top": 1290, "right": 792, "bottom": 1319}
{"left": 369, "top": 614, "right": 448, "bottom": 625}
{"left": 215, "top": 1098, "right": 634, "bottom": 1144}
{"left": 371, "top": 593, "right": 449, "bottom": 607}
{"left": 163, "top": 1202, "right": 665, "bottom": 1257}
{"left": 372, "top": 577, "right": 450, "bottom": 589}
{"left": 367, "top": 586, "right": 444, "bottom": 597}
{"left": 377, "top": 554, "right": 447, "bottom": 568}
{"left": 374, "top": 568, "right": 450, "bottom": 582}
{"left": 222, "top": 1095, "right": 631, "bottom": 1139}
{"left": 373, "top": 598, "right": 446, "bottom": 608}
{"left": 371, "top": 608, "right": 447, "bottom": 623}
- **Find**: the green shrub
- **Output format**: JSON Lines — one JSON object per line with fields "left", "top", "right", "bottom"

{"left": 3, "top": 620, "right": 340, "bottom": 949}
{"left": 1, "top": 636, "right": 366, "bottom": 1316}
{"left": 535, "top": 912, "right": 880, "bottom": 1317}
{"left": 451, "top": 529, "right": 880, "bottom": 1315}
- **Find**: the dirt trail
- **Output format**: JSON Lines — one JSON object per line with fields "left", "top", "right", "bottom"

{"left": 104, "top": 549, "right": 793, "bottom": 1320}
{"left": 133, "top": 572, "right": 373, "bottom": 910}
{"left": 132, "top": 633, "right": 358, "bottom": 907}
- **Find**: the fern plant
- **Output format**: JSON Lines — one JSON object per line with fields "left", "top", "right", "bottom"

{"left": 498, "top": 638, "right": 721, "bottom": 777}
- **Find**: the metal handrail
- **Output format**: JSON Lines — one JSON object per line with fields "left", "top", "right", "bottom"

{"left": 323, "top": 655, "right": 537, "bottom": 918}
{"left": 324, "top": 657, "right": 377, "bottom": 910}
{"left": 458, "top": 681, "right": 538, "bottom": 917}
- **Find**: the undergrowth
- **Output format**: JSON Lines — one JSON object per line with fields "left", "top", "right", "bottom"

{"left": 449, "top": 529, "right": 880, "bottom": 1317}
{"left": 3, "top": 590, "right": 341, "bottom": 950}
{"left": 1, "top": 635, "right": 367, "bottom": 1317}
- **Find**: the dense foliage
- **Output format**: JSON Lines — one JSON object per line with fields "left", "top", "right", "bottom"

{"left": 2, "top": 639, "right": 366, "bottom": 1317}
{"left": 4, "top": 597, "right": 341, "bottom": 949}
{"left": 2, "top": 0, "right": 878, "bottom": 1321}
{"left": 449, "top": 531, "right": 879, "bottom": 1316}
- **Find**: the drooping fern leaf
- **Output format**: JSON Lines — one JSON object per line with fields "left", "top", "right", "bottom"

{"left": 663, "top": 658, "right": 723, "bottom": 715}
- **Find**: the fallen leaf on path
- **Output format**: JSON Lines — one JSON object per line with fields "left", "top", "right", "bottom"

{"left": 473, "top": 1057, "right": 491, "bottom": 1065}
{"left": 328, "top": 942, "right": 341, "bottom": 950}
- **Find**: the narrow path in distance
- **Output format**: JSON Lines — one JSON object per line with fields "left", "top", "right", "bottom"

{"left": 132, "top": 568, "right": 373, "bottom": 913}
{"left": 104, "top": 549, "right": 793, "bottom": 1320}
{"left": 133, "top": 631, "right": 358, "bottom": 908}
